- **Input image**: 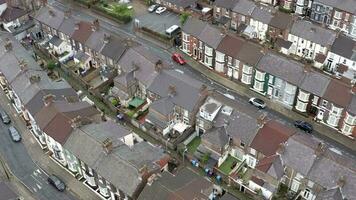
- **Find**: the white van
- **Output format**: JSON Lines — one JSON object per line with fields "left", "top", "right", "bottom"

{"left": 165, "top": 25, "right": 181, "bottom": 37}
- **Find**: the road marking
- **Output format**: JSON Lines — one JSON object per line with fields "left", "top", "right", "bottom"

{"left": 36, "top": 169, "right": 42, "bottom": 174}
{"left": 36, "top": 183, "right": 42, "bottom": 189}
{"left": 32, "top": 187, "right": 37, "bottom": 192}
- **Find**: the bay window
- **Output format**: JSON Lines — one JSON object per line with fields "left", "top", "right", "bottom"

{"left": 205, "top": 46, "right": 213, "bottom": 56}
{"left": 344, "top": 113, "right": 356, "bottom": 125}
{"left": 204, "top": 56, "right": 212, "bottom": 66}
{"left": 342, "top": 124, "right": 353, "bottom": 135}
{"left": 253, "top": 81, "right": 264, "bottom": 92}
{"left": 255, "top": 70, "right": 265, "bottom": 81}
{"left": 298, "top": 90, "right": 310, "bottom": 102}
{"left": 215, "top": 51, "right": 225, "bottom": 63}
{"left": 242, "top": 74, "right": 252, "bottom": 84}
{"left": 327, "top": 114, "right": 339, "bottom": 127}
{"left": 296, "top": 101, "right": 308, "bottom": 112}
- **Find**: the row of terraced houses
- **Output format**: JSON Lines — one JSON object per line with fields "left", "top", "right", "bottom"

{"left": 181, "top": 16, "right": 356, "bottom": 139}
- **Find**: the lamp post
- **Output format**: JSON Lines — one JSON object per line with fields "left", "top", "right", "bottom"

{"left": 182, "top": 147, "right": 188, "bottom": 165}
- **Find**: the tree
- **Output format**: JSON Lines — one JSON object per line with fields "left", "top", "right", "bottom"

{"left": 47, "top": 60, "right": 57, "bottom": 71}
{"left": 180, "top": 12, "right": 190, "bottom": 25}
{"left": 144, "top": 0, "right": 154, "bottom": 5}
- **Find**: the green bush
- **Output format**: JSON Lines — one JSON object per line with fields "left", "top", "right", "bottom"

{"left": 180, "top": 12, "right": 190, "bottom": 25}
{"left": 47, "top": 60, "right": 57, "bottom": 70}
{"left": 111, "top": 98, "right": 119, "bottom": 106}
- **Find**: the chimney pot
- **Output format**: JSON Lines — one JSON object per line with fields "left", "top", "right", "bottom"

{"left": 4, "top": 38, "right": 12, "bottom": 52}
{"left": 102, "top": 138, "right": 113, "bottom": 154}
{"left": 74, "top": 23, "right": 80, "bottom": 30}
{"left": 42, "top": 94, "right": 55, "bottom": 106}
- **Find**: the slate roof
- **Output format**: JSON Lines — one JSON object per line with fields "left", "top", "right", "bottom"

{"left": 256, "top": 155, "right": 284, "bottom": 180}
{"left": 250, "top": 121, "right": 294, "bottom": 156}
{"left": 202, "top": 126, "right": 230, "bottom": 150}
{"left": 316, "top": 187, "right": 343, "bottom": 200}
{"left": 100, "top": 35, "right": 127, "bottom": 63}
{"left": 198, "top": 24, "right": 224, "bottom": 49}
{"left": 34, "top": 101, "right": 99, "bottom": 144}
{"left": 323, "top": 79, "right": 352, "bottom": 107}
{"left": 85, "top": 28, "right": 107, "bottom": 53}
{"left": 215, "top": 0, "right": 238, "bottom": 9}
{"left": 290, "top": 20, "right": 336, "bottom": 46}
{"left": 330, "top": 34, "right": 356, "bottom": 61}
{"left": 0, "top": 6, "right": 27, "bottom": 22}
{"left": 148, "top": 69, "right": 205, "bottom": 112}
{"left": 182, "top": 17, "right": 207, "bottom": 36}
{"left": 251, "top": 5, "right": 274, "bottom": 24}
{"left": 347, "top": 95, "right": 356, "bottom": 115}
{"left": 257, "top": 53, "right": 305, "bottom": 86}
{"left": 269, "top": 11, "right": 293, "bottom": 30}
{"left": 232, "top": 0, "right": 256, "bottom": 16}
{"left": 71, "top": 21, "right": 93, "bottom": 44}
{"left": 220, "top": 193, "right": 239, "bottom": 200}
{"left": 35, "top": 7, "right": 64, "bottom": 30}
{"left": 314, "top": 0, "right": 356, "bottom": 14}
{"left": 118, "top": 45, "right": 166, "bottom": 88}
{"left": 58, "top": 17, "right": 77, "bottom": 37}
{"left": 149, "top": 97, "right": 175, "bottom": 116}
{"left": 281, "top": 133, "right": 321, "bottom": 176}
{"left": 308, "top": 150, "right": 356, "bottom": 200}
{"left": 64, "top": 121, "right": 165, "bottom": 198}
{"left": 0, "top": 181, "right": 18, "bottom": 200}
{"left": 299, "top": 71, "right": 331, "bottom": 97}
{"left": 215, "top": 107, "right": 259, "bottom": 145}
{"left": 48, "top": 35, "right": 63, "bottom": 47}
{"left": 216, "top": 35, "right": 245, "bottom": 57}
{"left": 138, "top": 168, "right": 212, "bottom": 200}
{"left": 237, "top": 41, "right": 263, "bottom": 66}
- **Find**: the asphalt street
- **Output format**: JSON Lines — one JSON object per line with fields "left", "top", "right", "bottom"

{"left": 49, "top": 0, "right": 356, "bottom": 159}
{"left": 0, "top": 104, "right": 76, "bottom": 200}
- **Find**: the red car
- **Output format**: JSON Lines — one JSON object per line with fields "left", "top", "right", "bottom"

{"left": 172, "top": 53, "right": 186, "bottom": 65}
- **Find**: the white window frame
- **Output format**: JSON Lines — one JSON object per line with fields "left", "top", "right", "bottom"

{"left": 242, "top": 74, "right": 252, "bottom": 84}
{"left": 204, "top": 46, "right": 213, "bottom": 56}
{"left": 255, "top": 70, "right": 265, "bottom": 81}
{"left": 215, "top": 51, "right": 225, "bottom": 63}
{"left": 253, "top": 81, "right": 264, "bottom": 92}
{"left": 298, "top": 90, "right": 309, "bottom": 102}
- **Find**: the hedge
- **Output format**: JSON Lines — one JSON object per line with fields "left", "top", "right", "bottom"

{"left": 92, "top": 5, "right": 132, "bottom": 24}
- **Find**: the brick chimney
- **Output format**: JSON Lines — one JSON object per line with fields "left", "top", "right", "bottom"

{"left": 315, "top": 142, "right": 325, "bottom": 156}
{"left": 29, "top": 75, "right": 41, "bottom": 84}
{"left": 102, "top": 138, "right": 113, "bottom": 154}
{"left": 48, "top": 9, "right": 55, "bottom": 17}
{"left": 74, "top": 23, "right": 80, "bottom": 30}
{"left": 256, "top": 113, "right": 268, "bottom": 127}
{"left": 92, "top": 19, "right": 100, "bottom": 31}
{"left": 4, "top": 38, "right": 12, "bottom": 52}
{"left": 337, "top": 176, "right": 346, "bottom": 188}
{"left": 103, "top": 34, "right": 110, "bottom": 43}
{"left": 19, "top": 59, "right": 27, "bottom": 71}
{"left": 70, "top": 116, "right": 82, "bottom": 128}
{"left": 64, "top": 9, "right": 71, "bottom": 19}
{"left": 168, "top": 85, "right": 176, "bottom": 97}
{"left": 42, "top": 94, "right": 55, "bottom": 106}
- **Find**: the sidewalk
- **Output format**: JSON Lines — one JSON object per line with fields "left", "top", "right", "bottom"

{"left": 0, "top": 91, "right": 100, "bottom": 200}
{"left": 175, "top": 50, "right": 356, "bottom": 152}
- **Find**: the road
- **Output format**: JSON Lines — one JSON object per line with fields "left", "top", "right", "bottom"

{"left": 48, "top": 0, "right": 356, "bottom": 159}
{"left": 0, "top": 104, "right": 76, "bottom": 200}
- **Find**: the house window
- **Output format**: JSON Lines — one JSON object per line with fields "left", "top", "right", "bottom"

{"left": 312, "top": 96, "right": 319, "bottom": 105}
{"left": 215, "top": 51, "right": 225, "bottom": 62}
{"left": 342, "top": 124, "right": 352, "bottom": 135}
{"left": 227, "top": 56, "right": 232, "bottom": 66}
{"left": 205, "top": 46, "right": 213, "bottom": 56}
{"left": 268, "top": 75, "right": 274, "bottom": 84}
{"left": 345, "top": 113, "right": 356, "bottom": 125}
{"left": 250, "top": 148, "right": 256, "bottom": 156}
{"left": 240, "top": 142, "right": 245, "bottom": 147}
{"left": 183, "top": 32, "right": 189, "bottom": 42}
{"left": 298, "top": 90, "right": 309, "bottom": 102}
{"left": 322, "top": 100, "right": 328, "bottom": 107}
{"left": 247, "top": 156, "right": 256, "bottom": 168}
{"left": 242, "top": 74, "right": 252, "bottom": 84}
{"left": 216, "top": 7, "right": 220, "bottom": 13}
{"left": 253, "top": 81, "right": 264, "bottom": 92}
{"left": 204, "top": 56, "right": 212, "bottom": 66}
{"left": 242, "top": 65, "right": 252, "bottom": 74}
{"left": 255, "top": 70, "right": 265, "bottom": 81}
{"left": 235, "top": 59, "right": 240, "bottom": 67}
{"left": 327, "top": 114, "right": 339, "bottom": 127}
{"left": 291, "top": 179, "right": 300, "bottom": 192}
{"left": 331, "top": 105, "right": 342, "bottom": 116}
{"left": 334, "top": 11, "right": 341, "bottom": 19}
{"left": 296, "top": 101, "right": 308, "bottom": 112}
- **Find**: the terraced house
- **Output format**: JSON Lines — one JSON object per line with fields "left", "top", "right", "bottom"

{"left": 252, "top": 53, "right": 305, "bottom": 108}
{"left": 310, "top": 0, "right": 356, "bottom": 39}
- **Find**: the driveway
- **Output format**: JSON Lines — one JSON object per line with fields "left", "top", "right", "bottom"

{"left": 135, "top": 10, "right": 181, "bottom": 35}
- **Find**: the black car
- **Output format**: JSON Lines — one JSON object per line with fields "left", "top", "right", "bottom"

{"left": 48, "top": 175, "right": 66, "bottom": 192}
{"left": 294, "top": 120, "right": 313, "bottom": 133}
{"left": 8, "top": 126, "right": 21, "bottom": 142}
{"left": 0, "top": 110, "right": 11, "bottom": 124}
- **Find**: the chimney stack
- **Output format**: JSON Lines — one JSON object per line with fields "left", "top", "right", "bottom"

{"left": 71, "top": 116, "right": 82, "bottom": 128}
{"left": 154, "top": 59, "right": 163, "bottom": 72}
{"left": 315, "top": 142, "right": 325, "bottom": 156}
{"left": 19, "top": 59, "right": 27, "bottom": 71}
{"left": 103, "top": 34, "right": 110, "bottom": 43}
{"left": 277, "top": 142, "right": 286, "bottom": 155}
{"left": 48, "top": 9, "right": 55, "bottom": 17}
{"left": 102, "top": 138, "right": 113, "bottom": 154}
{"left": 4, "top": 38, "right": 12, "bottom": 52}
{"left": 74, "top": 23, "right": 80, "bottom": 30}
{"left": 64, "top": 9, "right": 71, "bottom": 19}
{"left": 29, "top": 75, "right": 41, "bottom": 84}
{"left": 168, "top": 85, "right": 177, "bottom": 97}
{"left": 256, "top": 113, "right": 267, "bottom": 127}
{"left": 42, "top": 94, "right": 55, "bottom": 106}
{"left": 337, "top": 176, "right": 346, "bottom": 188}
{"left": 92, "top": 19, "right": 100, "bottom": 31}
{"left": 200, "top": 84, "right": 207, "bottom": 94}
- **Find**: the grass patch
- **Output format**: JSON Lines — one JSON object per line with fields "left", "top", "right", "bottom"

{"left": 187, "top": 137, "right": 201, "bottom": 154}
{"left": 218, "top": 155, "right": 239, "bottom": 175}
{"left": 93, "top": 3, "right": 133, "bottom": 23}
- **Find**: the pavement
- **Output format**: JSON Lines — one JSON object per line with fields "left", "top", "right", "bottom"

{"left": 0, "top": 90, "right": 100, "bottom": 200}
{"left": 48, "top": 0, "right": 355, "bottom": 155}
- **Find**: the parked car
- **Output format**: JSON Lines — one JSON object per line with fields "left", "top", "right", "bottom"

{"left": 48, "top": 175, "right": 66, "bottom": 192}
{"left": 0, "top": 110, "right": 11, "bottom": 124}
{"left": 155, "top": 6, "right": 167, "bottom": 14}
{"left": 148, "top": 4, "right": 159, "bottom": 12}
{"left": 172, "top": 53, "right": 186, "bottom": 65}
{"left": 294, "top": 120, "right": 313, "bottom": 133}
{"left": 249, "top": 97, "right": 266, "bottom": 109}
{"left": 8, "top": 126, "right": 21, "bottom": 142}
